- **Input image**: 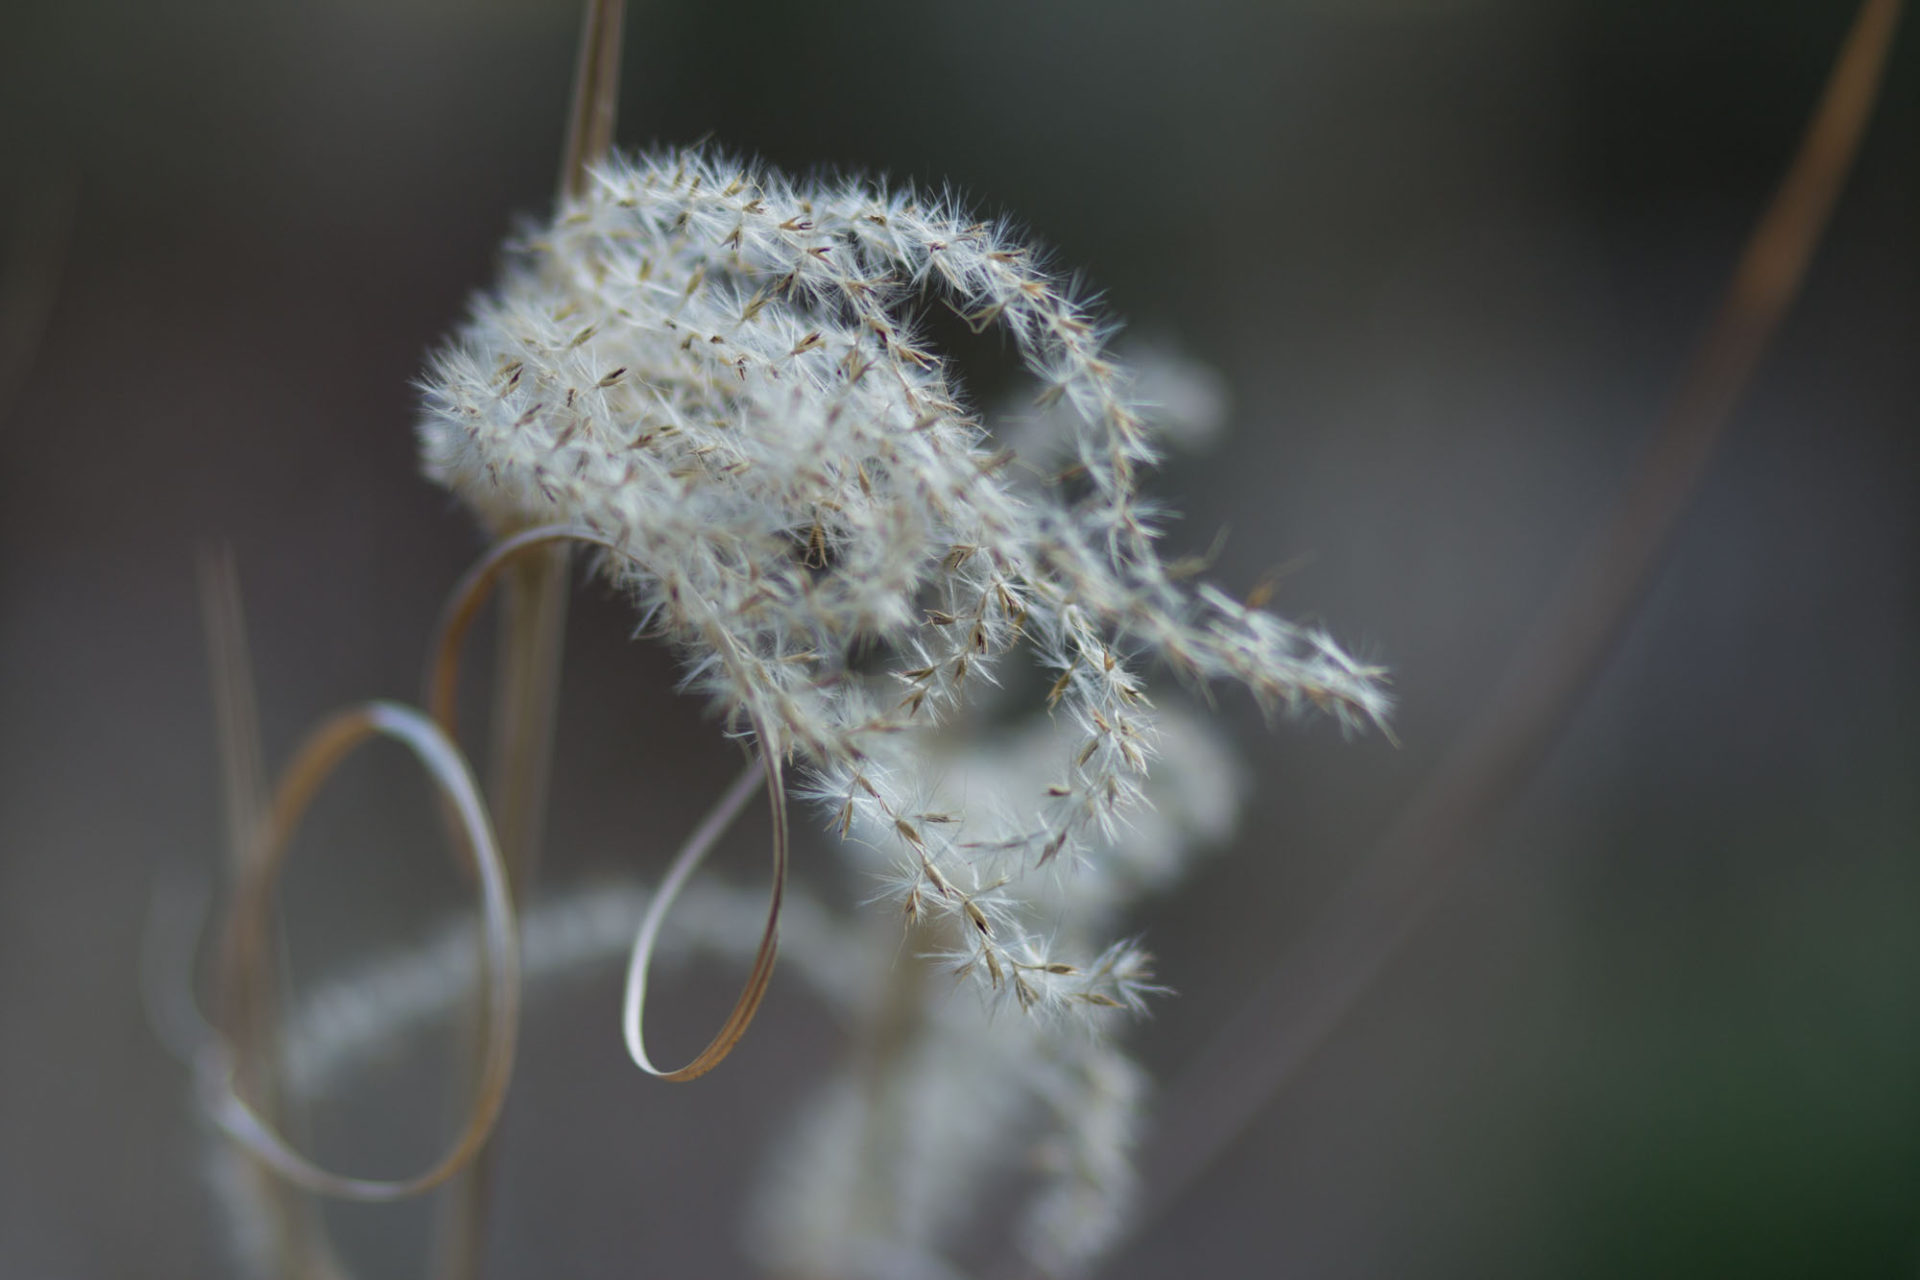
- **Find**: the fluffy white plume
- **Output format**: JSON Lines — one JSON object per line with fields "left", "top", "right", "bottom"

{"left": 416, "top": 148, "right": 1387, "bottom": 1019}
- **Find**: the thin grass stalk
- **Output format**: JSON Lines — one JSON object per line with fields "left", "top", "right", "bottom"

{"left": 436, "top": 14, "right": 625, "bottom": 1264}
{"left": 559, "top": 0, "right": 627, "bottom": 202}
{"left": 198, "top": 550, "right": 338, "bottom": 1279}
{"left": 1125, "top": 0, "right": 1906, "bottom": 1256}
{"left": 428, "top": 544, "right": 568, "bottom": 1280}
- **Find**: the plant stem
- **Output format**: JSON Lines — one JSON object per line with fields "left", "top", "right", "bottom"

{"left": 433, "top": 3, "right": 625, "bottom": 1271}
{"left": 559, "top": 0, "right": 627, "bottom": 201}
{"left": 431, "top": 544, "right": 569, "bottom": 1280}
{"left": 200, "top": 549, "right": 341, "bottom": 1280}
{"left": 1127, "top": 0, "right": 1906, "bottom": 1254}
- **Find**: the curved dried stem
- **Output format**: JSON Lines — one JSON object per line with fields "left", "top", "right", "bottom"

{"left": 426, "top": 524, "right": 598, "bottom": 1279}
{"left": 425, "top": 522, "right": 619, "bottom": 739}
{"left": 430, "top": 520, "right": 790, "bottom": 1083}
{"left": 207, "top": 702, "right": 521, "bottom": 1202}
{"left": 423, "top": 518, "right": 791, "bottom": 1266}
{"left": 434, "top": 7, "right": 628, "bottom": 1243}
{"left": 438, "top": 13, "right": 630, "bottom": 1267}
{"left": 423, "top": 1, "right": 630, "bottom": 1254}
{"left": 622, "top": 750, "right": 785, "bottom": 1082}
{"left": 421, "top": 522, "right": 618, "bottom": 891}
{"left": 1127, "top": 0, "right": 1905, "bottom": 1256}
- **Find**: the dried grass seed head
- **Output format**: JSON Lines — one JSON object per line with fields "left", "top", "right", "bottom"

{"left": 417, "top": 147, "right": 1389, "bottom": 1014}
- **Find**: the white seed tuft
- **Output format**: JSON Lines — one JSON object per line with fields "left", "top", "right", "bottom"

{"left": 417, "top": 145, "right": 1388, "bottom": 1021}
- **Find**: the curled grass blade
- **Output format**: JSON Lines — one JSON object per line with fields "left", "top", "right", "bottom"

{"left": 425, "top": 522, "right": 619, "bottom": 740}
{"left": 207, "top": 702, "right": 521, "bottom": 1202}
{"left": 621, "top": 751, "right": 783, "bottom": 1082}
{"left": 430, "top": 519, "right": 791, "bottom": 1079}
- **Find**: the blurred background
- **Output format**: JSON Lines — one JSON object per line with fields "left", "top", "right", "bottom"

{"left": 1, "top": 1, "right": 1915, "bottom": 1276}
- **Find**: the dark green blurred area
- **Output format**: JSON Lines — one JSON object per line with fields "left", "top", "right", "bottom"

{"left": 1551, "top": 800, "right": 1919, "bottom": 1276}
{"left": 1, "top": 2, "right": 1915, "bottom": 1277}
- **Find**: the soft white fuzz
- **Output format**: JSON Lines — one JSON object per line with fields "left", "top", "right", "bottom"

{"left": 417, "top": 147, "right": 1388, "bottom": 1023}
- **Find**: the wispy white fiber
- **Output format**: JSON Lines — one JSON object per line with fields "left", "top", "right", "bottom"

{"left": 747, "top": 708, "right": 1244, "bottom": 1278}
{"left": 407, "top": 144, "right": 1386, "bottom": 1277}
{"left": 417, "top": 147, "right": 1387, "bottom": 1022}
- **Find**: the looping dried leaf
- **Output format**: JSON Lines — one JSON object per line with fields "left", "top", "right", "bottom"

{"left": 208, "top": 701, "right": 520, "bottom": 1201}
{"left": 622, "top": 736, "right": 786, "bottom": 1083}
{"left": 425, "top": 522, "right": 620, "bottom": 738}
{"left": 431, "top": 520, "right": 788, "bottom": 1082}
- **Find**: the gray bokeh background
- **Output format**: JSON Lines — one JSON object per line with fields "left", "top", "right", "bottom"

{"left": 2, "top": 2, "right": 1915, "bottom": 1277}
